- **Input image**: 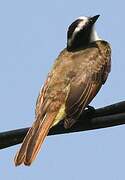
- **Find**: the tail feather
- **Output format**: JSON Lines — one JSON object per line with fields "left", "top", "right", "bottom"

{"left": 14, "top": 112, "right": 57, "bottom": 166}
{"left": 14, "top": 121, "right": 39, "bottom": 166}
{"left": 14, "top": 122, "right": 37, "bottom": 166}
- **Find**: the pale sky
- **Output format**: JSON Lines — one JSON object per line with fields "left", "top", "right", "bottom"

{"left": 0, "top": 0, "right": 125, "bottom": 179}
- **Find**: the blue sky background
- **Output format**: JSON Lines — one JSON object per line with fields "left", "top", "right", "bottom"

{"left": 0, "top": 0, "right": 125, "bottom": 179}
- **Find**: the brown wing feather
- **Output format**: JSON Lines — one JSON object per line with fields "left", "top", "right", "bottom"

{"left": 35, "top": 73, "right": 51, "bottom": 117}
{"left": 66, "top": 77, "right": 101, "bottom": 119}
{"left": 66, "top": 78, "right": 101, "bottom": 119}
{"left": 66, "top": 41, "right": 111, "bottom": 119}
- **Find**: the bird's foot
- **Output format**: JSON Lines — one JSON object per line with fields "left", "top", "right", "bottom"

{"left": 86, "top": 105, "right": 96, "bottom": 115}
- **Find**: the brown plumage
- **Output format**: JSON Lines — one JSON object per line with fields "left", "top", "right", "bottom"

{"left": 14, "top": 15, "right": 111, "bottom": 166}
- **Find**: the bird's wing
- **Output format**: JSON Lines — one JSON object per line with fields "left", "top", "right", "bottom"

{"left": 35, "top": 72, "right": 52, "bottom": 118}
{"left": 65, "top": 74, "right": 101, "bottom": 119}
{"left": 35, "top": 56, "right": 63, "bottom": 118}
{"left": 66, "top": 43, "right": 111, "bottom": 119}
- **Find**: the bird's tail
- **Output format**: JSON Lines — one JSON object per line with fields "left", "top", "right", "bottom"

{"left": 14, "top": 112, "right": 57, "bottom": 166}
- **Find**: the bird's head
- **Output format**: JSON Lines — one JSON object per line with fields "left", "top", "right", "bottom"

{"left": 67, "top": 15, "right": 101, "bottom": 51}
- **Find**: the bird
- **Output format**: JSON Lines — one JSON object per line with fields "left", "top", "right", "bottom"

{"left": 14, "top": 15, "right": 111, "bottom": 166}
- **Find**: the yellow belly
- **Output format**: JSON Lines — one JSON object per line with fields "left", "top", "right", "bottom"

{"left": 51, "top": 104, "right": 66, "bottom": 127}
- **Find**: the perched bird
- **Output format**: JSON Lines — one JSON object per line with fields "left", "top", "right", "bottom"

{"left": 14, "top": 15, "right": 111, "bottom": 166}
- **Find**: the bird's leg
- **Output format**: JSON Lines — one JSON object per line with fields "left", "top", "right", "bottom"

{"left": 86, "top": 105, "right": 95, "bottom": 110}
{"left": 64, "top": 106, "right": 95, "bottom": 129}
{"left": 64, "top": 118, "right": 77, "bottom": 129}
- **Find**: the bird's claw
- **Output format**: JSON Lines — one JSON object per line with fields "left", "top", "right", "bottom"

{"left": 86, "top": 105, "right": 96, "bottom": 115}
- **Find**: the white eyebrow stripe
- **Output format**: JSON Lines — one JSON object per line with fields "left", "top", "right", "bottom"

{"left": 74, "top": 21, "right": 87, "bottom": 33}
{"left": 70, "top": 19, "right": 88, "bottom": 43}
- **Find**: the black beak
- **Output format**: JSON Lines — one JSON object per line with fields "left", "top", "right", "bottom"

{"left": 89, "top": 15, "right": 100, "bottom": 25}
